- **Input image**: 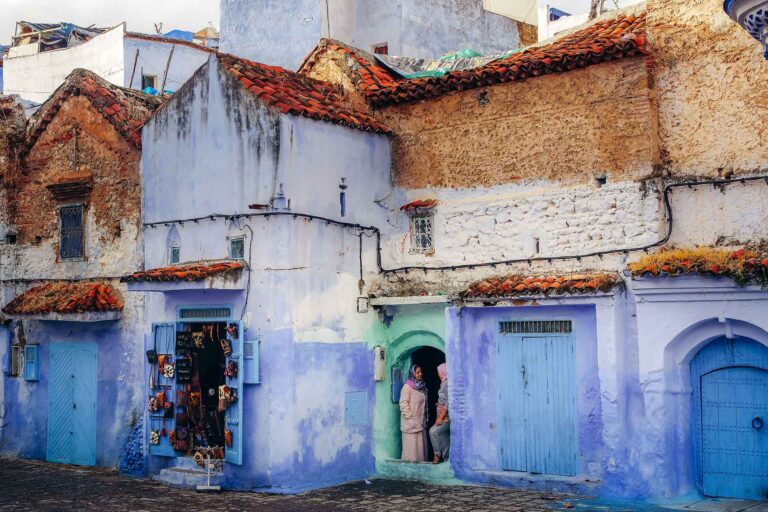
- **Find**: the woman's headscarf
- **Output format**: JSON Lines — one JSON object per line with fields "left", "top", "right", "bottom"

{"left": 405, "top": 364, "right": 426, "bottom": 391}
{"left": 437, "top": 363, "right": 448, "bottom": 383}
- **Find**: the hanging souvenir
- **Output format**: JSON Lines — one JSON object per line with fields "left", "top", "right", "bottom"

{"left": 220, "top": 338, "right": 232, "bottom": 357}
{"left": 224, "top": 429, "right": 233, "bottom": 448}
{"left": 226, "top": 323, "right": 238, "bottom": 340}
{"left": 148, "top": 396, "right": 160, "bottom": 412}
{"left": 175, "top": 355, "right": 192, "bottom": 384}
{"left": 177, "top": 390, "right": 188, "bottom": 408}
{"left": 155, "top": 390, "right": 166, "bottom": 408}
{"left": 193, "top": 450, "right": 205, "bottom": 468}
{"left": 224, "top": 360, "right": 238, "bottom": 378}
{"left": 163, "top": 363, "right": 175, "bottom": 379}
{"left": 164, "top": 401, "right": 174, "bottom": 418}
{"left": 161, "top": 416, "right": 167, "bottom": 437}
{"left": 219, "top": 385, "right": 236, "bottom": 405}
{"left": 174, "top": 426, "right": 189, "bottom": 452}
{"left": 169, "top": 430, "right": 176, "bottom": 444}
{"left": 149, "top": 430, "right": 160, "bottom": 445}
{"left": 189, "top": 391, "right": 201, "bottom": 408}
{"left": 192, "top": 332, "right": 204, "bottom": 350}
{"left": 176, "top": 332, "right": 193, "bottom": 355}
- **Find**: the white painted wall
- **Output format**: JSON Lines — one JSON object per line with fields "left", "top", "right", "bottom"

{"left": 123, "top": 38, "right": 210, "bottom": 93}
{"left": 3, "top": 25, "right": 126, "bottom": 104}
{"left": 220, "top": 0, "right": 523, "bottom": 70}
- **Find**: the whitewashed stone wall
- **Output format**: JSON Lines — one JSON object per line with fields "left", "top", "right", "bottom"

{"left": 383, "top": 181, "right": 661, "bottom": 270}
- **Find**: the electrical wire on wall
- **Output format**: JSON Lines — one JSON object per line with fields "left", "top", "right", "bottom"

{"left": 139, "top": 174, "right": 768, "bottom": 277}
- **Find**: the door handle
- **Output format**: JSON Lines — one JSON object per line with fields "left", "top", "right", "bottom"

{"left": 73, "top": 403, "right": 76, "bottom": 409}
{"left": 753, "top": 416, "right": 764, "bottom": 430}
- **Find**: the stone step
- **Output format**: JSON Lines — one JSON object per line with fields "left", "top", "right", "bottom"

{"left": 152, "top": 463, "right": 222, "bottom": 489}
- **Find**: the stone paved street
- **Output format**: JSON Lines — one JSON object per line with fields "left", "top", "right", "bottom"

{"left": 0, "top": 458, "right": 670, "bottom": 512}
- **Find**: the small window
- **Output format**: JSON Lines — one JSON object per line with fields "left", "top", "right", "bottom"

{"left": 499, "top": 320, "right": 573, "bottom": 335}
{"left": 23, "top": 345, "right": 39, "bottom": 381}
{"left": 169, "top": 246, "right": 180, "bottom": 265}
{"left": 345, "top": 391, "right": 368, "bottom": 426}
{"left": 59, "top": 204, "right": 84, "bottom": 260}
{"left": 373, "top": 43, "right": 388, "bottom": 55}
{"left": 229, "top": 237, "right": 245, "bottom": 260}
{"left": 409, "top": 212, "right": 434, "bottom": 255}
{"left": 141, "top": 74, "right": 157, "bottom": 90}
{"left": 10, "top": 345, "right": 21, "bottom": 377}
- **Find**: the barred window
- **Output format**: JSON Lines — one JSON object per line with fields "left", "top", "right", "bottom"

{"left": 169, "top": 246, "right": 180, "bottom": 264}
{"left": 59, "top": 205, "right": 84, "bottom": 259}
{"left": 409, "top": 212, "right": 434, "bottom": 255}
{"left": 499, "top": 320, "right": 573, "bottom": 335}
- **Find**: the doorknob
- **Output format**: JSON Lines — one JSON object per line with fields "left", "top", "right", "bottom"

{"left": 753, "top": 416, "right": 764, "bottom": 430}
{"left": 73, "top": 403, "right": 77, "bottom": 409}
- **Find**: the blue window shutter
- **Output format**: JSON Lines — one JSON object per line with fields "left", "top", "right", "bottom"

{"left": 345, "top": 391, "right": 368, "bottom": 426}
{"left": 243, "top": 339, "right": 260, "bottom": 384}
{"left": 23, "top": 345, "right": 39, "bottom": 381}
{"left": 225, "top": 321, "right": 244, "bottom": 465}
{"left": 391, "top": 366, "right": 403, "bottom": 404}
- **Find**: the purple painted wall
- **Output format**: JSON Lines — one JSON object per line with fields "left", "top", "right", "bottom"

{"left": 446, "top": 304, "right": 603, "bottom": 491}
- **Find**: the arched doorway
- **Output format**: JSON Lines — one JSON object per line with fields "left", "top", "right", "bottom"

{"left": 690, "top": 337, "right": 768, "bottom": 500}
{"left": 410, "top": 346, "right": 446, "bottom": 461}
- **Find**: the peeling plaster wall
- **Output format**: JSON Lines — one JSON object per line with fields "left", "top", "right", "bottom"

{"left": 140, "top": 55, "right": 391, "bottom": 489}
{"left": 3, "top": 26, "right": 125, "bottom": 104}
{"left": 220, "top": 0, "right": 522, "bottom": 71}
{"left": 0, "top": 93, "right": 146, "bottom": 468}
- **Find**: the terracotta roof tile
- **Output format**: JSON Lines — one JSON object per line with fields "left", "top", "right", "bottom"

{"left": 121, "top": 260, "right": 245, "bottom": 283}
{"left": 218, "top": 53, "right": 391, "bottom": 135}
{"left": 460, "top": 273, "right": 619, "bottom": 298}
{"left": 26, "top": 69, "right": 162, "bottom": 151}
{"left": 301, "top": 11, "right": 647, "bottom": 107}
{"left": 400, "top": 198, "right": 439, "bottom": 211}
{"left": 2, "top": 282, "right": 124, "bottom": 315}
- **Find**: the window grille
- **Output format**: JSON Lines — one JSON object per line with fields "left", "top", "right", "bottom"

{"left": 60, "top": 205, "right": 84, "bottom": 259}
{"left": 178, "top": 307, "right": 231, "bottom": 320}
{"left": 499, "top": 320, "right": 572, "bottom": 334}
{"left": 169, "top": 246, "right": 180, "bottom": 264}
{"left": 409, "top": 212, "right": 434, "bottom": 254}
{"left": 229, "top": 237, "right": 245, "bottom": 260}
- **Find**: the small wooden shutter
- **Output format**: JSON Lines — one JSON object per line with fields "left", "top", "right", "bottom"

{"left": 225, "top": 321, "right": 244, "bottom": 465}
{"left": 243, "top": 339, "right": 260, "bottom": 384}
{"left": 23, "top": 345, "right": 39, "bottom": 381}
{"left": 345, "top": 391, "right": 368, "bottom": 426}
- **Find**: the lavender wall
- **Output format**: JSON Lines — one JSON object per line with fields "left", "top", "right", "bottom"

{"left": 446, "top": 304, "right": 604, "bottom": 489}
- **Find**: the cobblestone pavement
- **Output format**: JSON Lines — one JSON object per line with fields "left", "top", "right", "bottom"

{"left": 0, "top": 458, "right": 663, "bottom": 512}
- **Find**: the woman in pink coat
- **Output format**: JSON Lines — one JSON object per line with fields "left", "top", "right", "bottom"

{"left": 399, "top": 364, "right": 428, "bottom": 462}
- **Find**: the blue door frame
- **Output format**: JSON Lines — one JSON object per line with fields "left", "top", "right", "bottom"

{"left": 47, "top": 343, "right": 97, "bottom": 466}
{"left": 691, "top": 337, "right": 768, "bottom": 500}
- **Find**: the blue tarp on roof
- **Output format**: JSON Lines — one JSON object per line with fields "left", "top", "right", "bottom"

{"left": 14, "top": 22, "right": 106, "bottom": 52}
{"left": 549, "top": 7, "right": 571, "bottom": 21}
{"left": 162, "top": 29, "right": 194, "bottom": 42}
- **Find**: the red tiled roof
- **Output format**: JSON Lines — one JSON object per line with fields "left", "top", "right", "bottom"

{"left": 299, "top": 39, "right": 401, "bottom": 95}
{"left": 460, "top": 273, "right": 619, "bottom": 298}
{"left": 400, "top": 199, "right": 438, "bottom": 211}
{"left": 26, "top": 68, "right": 162, "bottom": 150}
{"left": 301, "top": 11, "right": 647, "bottom": 107}
{"left": 122, "top": 261, "right": 245, "bottom": 282}
{"left": 124, "top": 32, "right": 215, "bottom": 54}
{"left": 2, "top": 282, "right": 124, "bottom": 315}
{"left": 219, "top": 53, "right": 391, "bottom": 135}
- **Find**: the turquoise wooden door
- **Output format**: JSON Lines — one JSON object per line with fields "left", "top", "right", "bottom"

{"left": 700, "top": 366, "right": 768, "bottom": 499}
{"left": 47, "top": 343, "right": 97, "bottom": 466}
{"left": 498, "top": 334, "right": 578, "bottom": 476}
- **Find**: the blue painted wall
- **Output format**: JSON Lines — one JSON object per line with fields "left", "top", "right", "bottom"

{"left": 0, "top": 317, "right": 145, "bottom": 469}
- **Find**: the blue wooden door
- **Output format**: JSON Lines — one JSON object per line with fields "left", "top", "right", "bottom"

{"left": 701, "top": 366, "right": 768, "bottom": 499}
{"left": 225, "top": 321, "right": 244, "bottom": 465}
{"left": 47, "top": 344, "right": 97, "bottom": 466}
{"left": 147, "top": 323, "right": 176, "bottom": 458}
{"left": 498, "top": 334, "right": 578, "bottom": 476}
